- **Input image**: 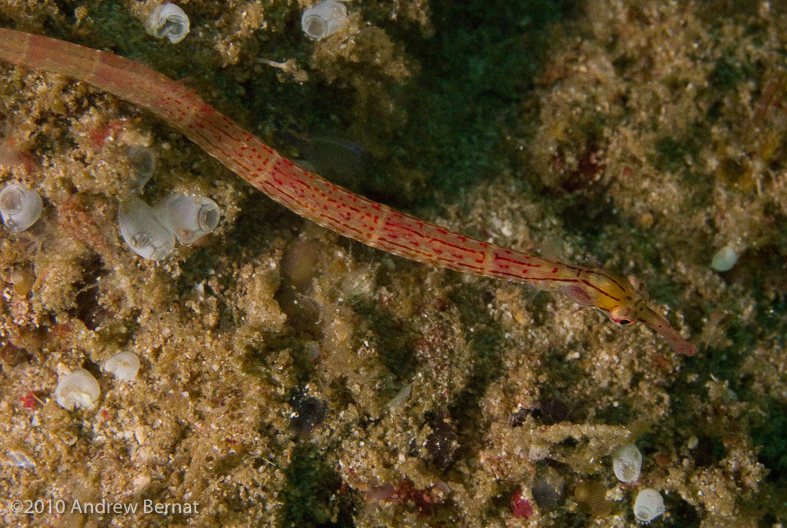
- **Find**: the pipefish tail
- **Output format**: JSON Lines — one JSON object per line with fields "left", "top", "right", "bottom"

{"left": 0, "top": 27, "right": 697, "bottom": 355}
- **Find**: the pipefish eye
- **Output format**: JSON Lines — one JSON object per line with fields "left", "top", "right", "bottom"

{"left": 608, "top": 305, "right": 634, "bottom": 325}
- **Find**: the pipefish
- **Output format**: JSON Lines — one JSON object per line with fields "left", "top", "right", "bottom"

{"left": 0, "top": 27, "right": 697, "bottom": 355}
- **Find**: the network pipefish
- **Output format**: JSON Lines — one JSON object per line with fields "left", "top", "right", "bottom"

{"left": 0, "top": 28, "right": 697, "bottom": 355}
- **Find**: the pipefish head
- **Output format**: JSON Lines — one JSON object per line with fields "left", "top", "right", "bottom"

{"left": 559, "top": 268, "right": 697, "bottom": 356}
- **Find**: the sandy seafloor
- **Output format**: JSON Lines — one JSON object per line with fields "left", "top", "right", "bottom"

{"left": 0, "top": 0, "right": 786, "bottom": 527}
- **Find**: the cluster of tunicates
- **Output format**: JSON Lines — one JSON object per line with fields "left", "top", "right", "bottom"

{"left": 118, "top": 193, "right": 221, "bottom": 260}
{"left": 0, "top": 182, "right": 42, "bottom": 232}
{"left": 145, "top": 1, "right": 350, "bottom": 44}
{"left": 146, "top": 1, "right": 350, "bottom": 44}
{"left": 54, "top": 353, "right": 141, "bottom": 412}
{"left": 145, "top": 3, "right": 190, "bottom": 44}
{"left": 117, "top": 144, "right": 221, "bottom": 260}
{"left": 609, "top": 443, "right": 666, "bottom": 522}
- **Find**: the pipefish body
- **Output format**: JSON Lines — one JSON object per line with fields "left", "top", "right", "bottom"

{"left": 0, "top": 27, "right": 697, "bottom": 356}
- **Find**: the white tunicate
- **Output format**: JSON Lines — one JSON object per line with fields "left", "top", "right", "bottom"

{"left": 302, "top": 1, "right": 348, "bottom": 40}
{"left": 128, "top": 146, "right": 156, "bottom": 193}
{"left": 633, "top": 488, "right": 666, "bottom": 523}
{"left": 55, "top": 369, "right": 101, "bottom": 411}
{"left": 145, "top": 3, "right": 190, "bottom": 44}
{"left": 153, "top": 193, "right": 221, "bottom": 245}
{"left": 711, "top": 245, "right": 739, "bottom": 272}
{"left": 0, "top": 182, "right": 42, "bottom": 232}
{"left": 103, "top": 351, "right": 141, "bottom": 381}
{"left": 612, "top": 443, "right": 642, "bottom": 483}
{"left": 118, "top": 197, "right": 175, "bottom": 260}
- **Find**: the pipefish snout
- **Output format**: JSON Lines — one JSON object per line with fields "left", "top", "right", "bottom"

{"left": 0, "top": 27, "right": 697, "bottom": 356}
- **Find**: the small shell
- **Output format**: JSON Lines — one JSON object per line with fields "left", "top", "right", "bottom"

{"left": 633, "top": 488, "right": 666, "bottom": 523}
{"left": 302, "top": 1, "right": 348, "bottom": 40}
{"left": 0, "top": 182, "right": 42, "bottom": 232}
{"left": 145, "top": 3, "right": 190, "bottom": 44}
{"left": 118, "top": 197, "right": 175, "bottom": 260}
{"left": 103, "top": 351, "right": 140, "bottom": 381}
{"left": 612, "top": 443, "right": 642, "bottom": 483}
{"left": 153, "top": 193, "right": 221, "bottom": 245}
{"left": 55, "top": 369, "right": 101, "bottom": 411}
{"left": 711, "top": 245, "right": 739, "bottom": 272}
